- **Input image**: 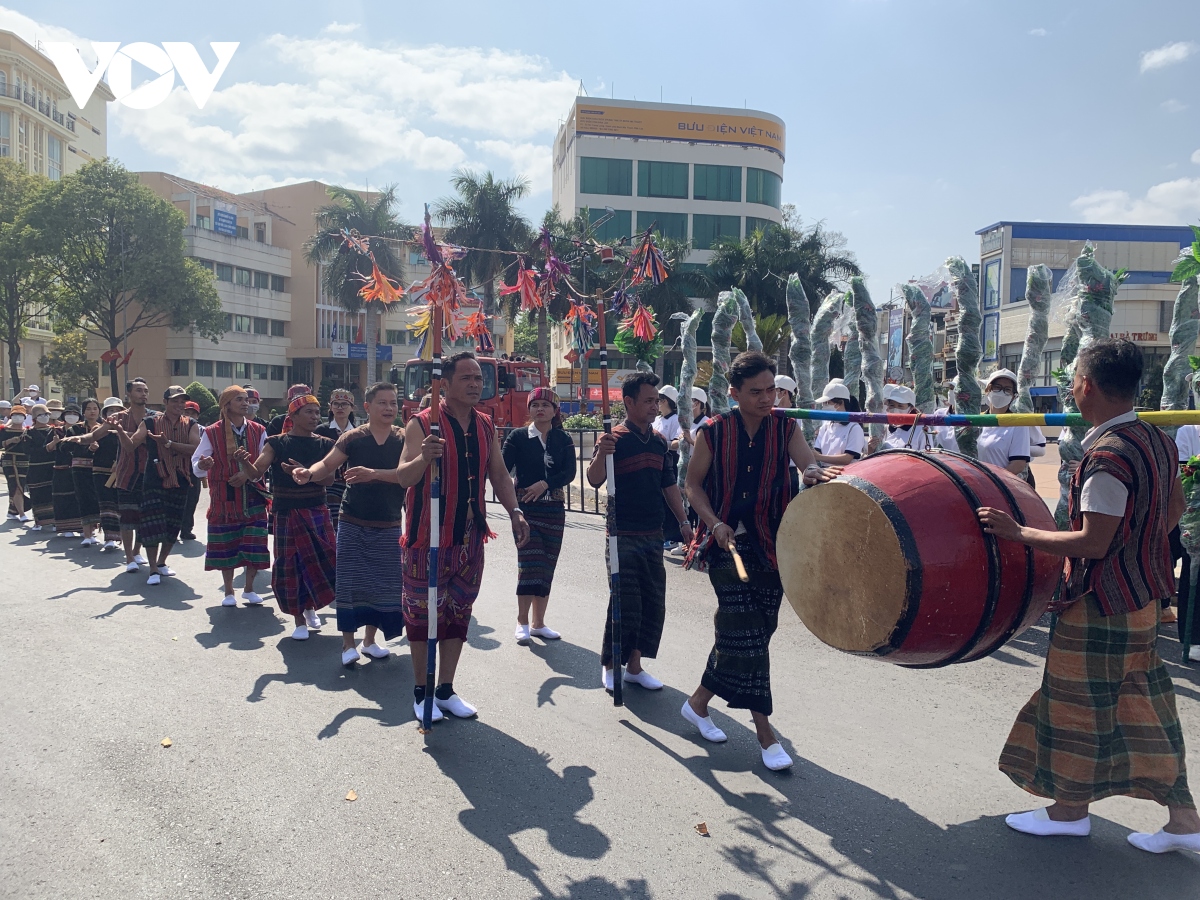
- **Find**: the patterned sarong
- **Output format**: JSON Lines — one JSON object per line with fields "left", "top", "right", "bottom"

{"left": 272, "top": 505, "right": 336, "bottom": 616}
{"left": 515, "top": 501, "right": 565, "bottom": 597}
{"left": 999, "top": 595, "right": 1194, "bottom": 808}
{"left": 701, "top": 536, "right": 783, "bottom": 716}
{"left": 71, "top": 460, "right": 100, "bottom": 528}
{"left": 140, "top": 483, "right": 190, "bottom": 547}
{"left": 403, "top": 524, "right": 486, "bottom": 642}
{"left": 117, "top": 477, "right": 143, "bottom": 534}
{"left": 52, "top": 465, "right": 82, "bottom": 533}
{"left": 335, "top": 520, "right": 405, "bottom": 639}
{"left": 600, "top": 531, "right": 667, "bottom": 667}
{"left": 93, "top": 467, "right": 120, "bottom": 541}
{"left": 204, "top": 516, "right": 269, "bottom": 571}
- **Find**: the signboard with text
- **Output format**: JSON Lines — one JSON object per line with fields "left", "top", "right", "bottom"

{"left": 887, "top": 308, "right": 904, "bottom": 369}
{"left": 573, "top": 100, "right": 785, "bottom": 159}
{"left": 348, "top": 343, "right": 392, "bottom": 360}
{"left": 213, "top": 200, "right": 238, "bottom": 236}
{"left": 331, "top": 341, "right": 348, "bottom": 359}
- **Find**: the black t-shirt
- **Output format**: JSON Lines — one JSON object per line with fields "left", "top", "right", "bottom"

{"left": 267, "top": 433, "right": 334, "bottom": 513}
{"left": 91, "top": 432, "right": 119, "bottom": 468}
{"left": 333, "top": 424, "right": 405, "bottom": 528}
{"left": 607, "top": 422, "right": 675, "bottom": 536}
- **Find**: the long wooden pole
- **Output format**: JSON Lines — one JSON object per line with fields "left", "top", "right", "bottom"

{"left": 775, "top": 409, "right": 1200, "bottom": 428}
{"left": 596, "top": 291, "right": 623, "bottom": 706}
{"left": 421, "top": 304, "right": 443, "bottom": 732}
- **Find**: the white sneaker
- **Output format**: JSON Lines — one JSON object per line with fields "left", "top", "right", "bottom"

{"left": 125, "top": 561, "right": 140, "bottom": 573}
{"left": 58, "top": 531, "right": 80, "bottom": 538}
{"left": 157, "top": 565, "right": 175, "bottom": 577}
{"left": 80, "top": 537, "right": 97, "bottom": 547}
{"left": 221, "top": 595, "right": 236, "bottom": 607}
{"left": 360, "top": 642, "right": 390, "bottom": 659}
{"left": 341, "top": 646, "right": 361, "bottom": 666}
{"left": 530, "top": 625, "right": 561, "bottom": 640}
{"left": 1004, "top": 808, "right": 1090, "bottom": 837}
{"left": 1189, "top": 646, "right": 1200, "bottom": 663}
{"left": 146, "top": 573, "right": 161, "bottom": 586}
{"left": 761, "top": 743, "right": 793, "bottom": 771}
{"left": 291, "top": 625, "right": 310, "bottom": 641}
{"left": 29, "top": 525, "right": 42, "bottom": 532}
{"left": 19, "top": 513, "right": 31, "bottom": 522}
{"left": 7, "top": 513, "right": 17, "bottom": 520}
{"left": 102, "top": 540, "right": 120, "bottom": 551}
{"left": 1127, "top": 828, "right": 1200, "bottom": 854}
{"left": 623, "top": 669, "right": 664, "bottom": 690}
{"left": 303, "top": 609, "right": 322, "bottom": 630}
{"left": 601, "top": 667, "right": 614, "bottom": 691}
{"left": 515, "top": 623, "right": 532, "bottom": 644}
{"left": 242, "top": 592, "right": 264, "bottom": 605}
{"left": 681, "top": 700, "right": 728, "bottom": 742}
{"left": 413, "top": 699, "right": 444, "bottom": 723}
{"left": 133, "top": 554, "right": 148, "bottom": 565}
{"left": 434, "top": 693, "right": 478, "bottom": 718}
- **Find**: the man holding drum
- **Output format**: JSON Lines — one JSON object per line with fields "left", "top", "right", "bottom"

{"left": 978, "top": 338, "right": 1199, "bottom": 854}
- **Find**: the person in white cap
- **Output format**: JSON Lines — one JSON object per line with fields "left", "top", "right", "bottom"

{"left": 774, "top": 374, "right": 797, "bottom": 408}
{"left": 653, "top": 385, "right": 684, "bottom": 550}
{"left": 812, "top": 379, "right": 866, "bottom": 465}
{"left": 882, "top": 385, "right": 931, "bottom": 451}
{"left": 19, "top": 384, "right": 41, "bottom": 409}
{"left": 689, "top": 386, "right": 711, "bottom": 437}
{"left": 978, "top": 369, "right": 1031, "bottom": 476}
{"left": 0, "top": 399, "right": 10, "bottom": 427}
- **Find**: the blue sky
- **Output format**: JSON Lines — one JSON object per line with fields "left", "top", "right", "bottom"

{"left": 7, "top": 1, "right": 1199, "bottom": 302}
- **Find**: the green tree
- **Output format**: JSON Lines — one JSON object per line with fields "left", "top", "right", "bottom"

{"left": 0, "top": 160, "right": 60, "bottom": 397}
{"left": 184, "top": 381, "right": 219, "bottom": 424}
{"left": 26, "top": 160, "right": 226, "bottom": 396}
{"left": 512, "top": 312, "right": 538, "bottom": 357}
{"left": 1171, "top": 223, "right": 1200, "bottom": 282}
{"left": 304, "top": 185, "right": 408, "bottom": 386}
{"left": 39, "top": 330, "right": 97, "bottom": 398}
{"left": 433, "top": 169, "right": 533, "bottom": 320}
{"left": 732, "top": 313, "right": 791, "bottom": 358}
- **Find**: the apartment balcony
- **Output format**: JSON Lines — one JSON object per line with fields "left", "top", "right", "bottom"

{"left": 0, "top": 84, "right": 75, "bottom": 133}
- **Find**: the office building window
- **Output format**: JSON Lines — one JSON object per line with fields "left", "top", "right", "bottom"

{"left": 270, "top": 320, "right": 285, "bottom": 337}
{"left": 215, "top": 264, "right": 233, "bottom": 282}
{"left": 47, "top": 136, "right": 63, "bottom": 181}
{"left": 270, "top": 365, "right": 285, "bottom": 381}
{"left": 234, "top": 315, "right": 252, "bottom": 332}
{"left": 170, "top": 359, "right": 189, "bottom": 377}
{"left": 236, "top": 225, "right": 249, "bottom": 239}
{"left": 408, "top": 248, "right": 428, "bottom": 266}
{"left": 223, "top": 313, "right": 233, "bottom": 330}
{"left": 586, "top": 208, "right": 631, "bottom": 243}
{"left": 636, "top": 211, "right": 688, "bottom": 242}
{"left": 692, "top": 214, "right": 741, "bottom": 250}
{"left": 193, "top": 258, "right": 214, "bottom": 272}
{"left": 235, "top": 268, "right": 252, "bottom": 286}
{"left": 216, "top": 361, "right": 233, "bottom": 379}
{"left": 983, "top": 259, "right": 1001, "bottom": 310}
{"left": 253, "top": 364, "right": 269, "bottom": 381}
{"left": 271, "top": 274, "right": 285, "bottom": 293}
{"left": 1161, "top": 301, "right": 1174, "bottom": 334}
{"left": 235, "top": 362, "right": 250, "bottom": 380}
{"left": 745, "top": 217, "right": 778, "bottom": 237}
{"left": 385, "top": 329, "right": 406, "bottom": 345}
{"left": 253, "top": 317, "right": 268, "bottom": 335}
{"left": 693, "top": 165, "right": 741, "bottom": 202}
{"left": 745, "top": 168, "right": 782, "bottom": 208}
{"left": 1009, "top": 267, "right": 1028, "bottom": 303}
{"left": 255, "top": 223, "right": 266, "bottom": 243}
{"left": 637, "top": 161, "right": 688, "bottom": 199}
{"left": 196, "top": 214, "right": 211, "bottom": 229}
{"left": 195, "top": 359, "right": 214, "bottom": 377}
{"left": 0, "top": 111, "right": 9, "bottom": 157}
{"left": 253, "top": 271, "right": 269, "bottom": 289}
{"left": 579, "top": 157, "right": 632, "bottom": 195}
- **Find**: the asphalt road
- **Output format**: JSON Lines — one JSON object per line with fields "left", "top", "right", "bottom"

{"left": 2, "top": 493, "right": 1198, "bottom": 900}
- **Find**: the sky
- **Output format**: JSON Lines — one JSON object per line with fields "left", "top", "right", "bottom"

{"left": 6, "top": 0, "right": 1199, "bottom": 303}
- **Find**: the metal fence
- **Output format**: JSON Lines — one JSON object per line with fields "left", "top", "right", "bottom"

{"left": 491, "top": 426, "right": 605, "bottom": 515}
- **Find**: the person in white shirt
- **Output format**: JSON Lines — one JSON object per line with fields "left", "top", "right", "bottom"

{"left": 688, "top": 387, "right": 711, "bottom": 438}
{"left": 883, "top": 385, "right": 931, "bottom": 451}
{"left": 1176, "top": 423, "right": 1200, "bottom": 464}
{"left": 653, "top": 385, "right": 684, "bottom": 549}
{"left": 977, "top": 369, "right": 1031, "bottom": 475}
{"left": 812, "top": 379, "right": 866, "bottom": 464}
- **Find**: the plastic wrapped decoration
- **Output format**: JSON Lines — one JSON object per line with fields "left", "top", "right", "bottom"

{"left": 731, "top": 287, "right": 763, "bottom": 352}
{"left": 810, "top": 290, "right": 845, "bottom": 403}
{"left": 901, "top": 283, "right": 935, "bottom": 413}
{"left": 674, "top": 308, "right": 704, "bottom": 497}
{"left": 851, "top": 277, "right": 886, "bottom": 445}
{"left": 947, "top": 256, "right": 982, "bottom": 458}
{"left": 1053, "top": 244, "right": 1122, "bottom": 529}
{"left": 786, "top": 275, "right": 817, "bottom": 440}
{"left": 709, "top": 292, "right": 740, "bottom": 415}
{"left": 1161, "top": 276, "right": 1200, "bottom": 441}
{"left": 1013, "top": 265, "right": 1053, "bottom": 414}
{"left": 498, "top": 263, "right": 541, "bottom": 311}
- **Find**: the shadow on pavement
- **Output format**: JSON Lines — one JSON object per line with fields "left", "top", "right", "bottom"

{"left": 195, "top": 602, "right": 284, "bottom": 651}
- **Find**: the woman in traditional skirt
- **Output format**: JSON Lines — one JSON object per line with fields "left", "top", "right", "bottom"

{"left": 314, "top": 388, "right": 356, "bottom": 530}
{"left": 50, "top": 403, "right": 85, "bottom": 538}
{"left": 89, "top": 397, "right": 124, "bottom": 550}
{"left": 6, "top": 404, "right": 57, "bottom": 531}
{"left": 502, "top": 388, "right": 576, "bottom": 643}
{"left": 66, "top": 399, "right": 103, "bottom": 546}
{"left": 241, "top": 394, "right": 337, "bottom": 640}
{"left": 2, "top": 406, "right": 29, "bottom": 521}
{"left": 291, "top": 382, "right": 404, "bottom": 666}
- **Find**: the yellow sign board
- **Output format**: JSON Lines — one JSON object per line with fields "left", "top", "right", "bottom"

{"left": 555, "top": 368, "right": 605, "bottom": 385}
{"left": 573, "top": 101, "right": 785, "bottom": 160}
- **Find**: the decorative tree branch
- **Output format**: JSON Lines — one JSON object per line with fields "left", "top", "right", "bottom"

{"left": 901, "top": 283, "right": 934, "bottom": 413}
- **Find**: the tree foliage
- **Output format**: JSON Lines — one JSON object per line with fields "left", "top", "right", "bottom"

{"left": 184, "top": 381, "right": 219, "bottom": 424}
{"left": 512, "top": 312, "right": 539, "bottom": 357}
{"left": 1171, "top": 224, "right": 1200, "bottom": 283}
{"left": 26, "top": 159, "right": 225, "bottom": 396}
{"left": 39, "top": 330, "right": 96, "bottom": 399}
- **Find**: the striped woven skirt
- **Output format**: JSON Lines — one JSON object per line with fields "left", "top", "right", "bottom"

{"left": 92, "top": 467, "right": 120, "bottom": 541}
{"left": 52, "top": 465, "right": 82, "bottom": 533}
{"left": 5, "top": 454, "right": 28, "bottom": 515}
{"left": 204, "top": 514, "right": 270, "bottom": 571}
{"left": 335, "top": 520, "right": 405, "bottom": 639}
{"left": 600, "top": 531, "right": 667, "bottom": 668}
{"left": 71, "top": 460, "right": 100, "bottom": 527}
{"left": 701, "top": 536, "right": 784, "bottom": 716}
{"left": 402, "top": 523, "right": 486, "bottom": 642}
{"left": 272, "top": 505, "right": 336, "bottom": 616}
{"left": 515, "top": 501, "right": 566, "bottom": 598}
{"left": 27, "top": 460, "right": 53, "bottom": 527}
{"left": 116, "top": 475, "right": 143, "bottom": 534}
{"left": 326, "top": 479, "right": 347, "bottom": 530}
{"left": 999, "top": 595, "right": 1194, "bottom": 808}
{"left": 139, "top": 482, "right": 190, "bottom": 547}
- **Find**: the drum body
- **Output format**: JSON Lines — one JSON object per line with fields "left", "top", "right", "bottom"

{"left": 777, "top": 449, "right": 1061, "bottom": 667}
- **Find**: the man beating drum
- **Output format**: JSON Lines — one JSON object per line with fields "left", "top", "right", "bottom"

{"left": 978, "top": 338, "right": 1199, "bottom": 854}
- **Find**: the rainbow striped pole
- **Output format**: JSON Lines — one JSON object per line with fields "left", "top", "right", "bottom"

{"left": 776, "top": 409, "right": 1200, "bottom": 429}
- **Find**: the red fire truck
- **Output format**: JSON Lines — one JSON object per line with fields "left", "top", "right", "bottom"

{"left": 392, "top": 357, "right": 549, "bottom": 426}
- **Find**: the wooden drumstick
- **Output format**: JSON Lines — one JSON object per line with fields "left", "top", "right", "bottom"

{"left": 730, "top": 547, "right": 750, "bottom": 583}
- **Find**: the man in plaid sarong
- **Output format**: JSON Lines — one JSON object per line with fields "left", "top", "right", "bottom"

{"left": 979, "top": 339, "right": 1199, "bottom": 854}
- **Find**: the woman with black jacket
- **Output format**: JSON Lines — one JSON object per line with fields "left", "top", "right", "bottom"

{"left": 502, "top": 388, "right": 577, "bottom": 644}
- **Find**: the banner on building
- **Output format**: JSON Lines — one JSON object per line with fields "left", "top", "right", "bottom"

{"left": 571, "top": 101, "right": 785, "bottom": 159}
{"left": 348, "top": 343, "right": 392, "bottom": 360}
{"left": 331, "top": 341, "right": 349, "bottom": 359}
{"left": 213, "top": 201, "right": 238, "bottom": 236}
{"left": 887, "top": 308, "right": 904, "bottom": 369}
{"left": 983, "top": 313, "right": 1000, "bottom": 362}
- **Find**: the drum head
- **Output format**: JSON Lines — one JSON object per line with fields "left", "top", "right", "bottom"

{"left": 777, "top": 481, "right": 908, "bottom": 653}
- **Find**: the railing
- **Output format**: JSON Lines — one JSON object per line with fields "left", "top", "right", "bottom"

{"left": 490, "top": 426, "right": 605, "bottom": 515}
{"left": 0, "top": 85, "right": 75, "bottom": 130}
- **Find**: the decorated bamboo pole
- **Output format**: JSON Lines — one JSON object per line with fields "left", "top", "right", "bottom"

{"left": 810, "top": 290, "right": 844, "bottom": 402}
{"left": 786, "top": 275, "right": 816, "bottom": 440}
{"left": 851, "top": 277, "right": 885, "bottom": 448}
{"left": 709, "top": 292, "right": 739, "bottom": 415}
{"left": 674, "top": 309, "right": 703, "bottom": 494}
{"left": 901, "top": 283, "right": 935, "bottom": 413}
{"left": 421, "top": 301, "right": 442, "bottom": 733}
{"left": 947, "top": 257, "right": 982, "bottom": 458}
{"left": 775, "top": 408, "right": 1200, "bottom": 427}
{"left": 1054, "top": 245, "right": 1121, "bottom": 528}
{"left": 1013, "top": 264, "right": 1054, "bottom": 414}
{"left": 732, "top": 287, "right": 763, "bottom": 352}
{"left": 1160, "top": 276, "right": 1200, "bottom": 440}
{"left": 595, "top": 292, "right": 623, "bottom": 707}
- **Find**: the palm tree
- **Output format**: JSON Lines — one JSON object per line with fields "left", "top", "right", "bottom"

{"left": 303, "top": 185, "right": 408, "bottom": 388}
{"left": 433, "top": 170, "right": 533, "bottom": 322}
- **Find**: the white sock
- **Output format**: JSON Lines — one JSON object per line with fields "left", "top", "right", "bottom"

{"left": 1128, "top": 829, "right": 1200, "bottom": 854}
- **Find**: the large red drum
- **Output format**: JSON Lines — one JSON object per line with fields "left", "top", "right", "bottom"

{"left": 777, "top": 449, "right": 1062, "bottom": 667}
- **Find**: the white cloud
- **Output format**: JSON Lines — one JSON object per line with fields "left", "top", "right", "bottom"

{"left": 1140, "top": 41, "right": 1196, "bottom": 73}
{"left": 321, "top": 22, "right": 359, "bottom": 34}
{"left": 1071, "top": 178, "right": 1200, "bottom": 224}
{"left": 1162, "top": 98, "right": 1188, "bottom": 114}
{"left": 473, "top": 140, "right": 552, "bottom": 193}
{"left": 1193, "top": 149, "right": 1200, "bottom": 165}
{"left": 0, "top": 5, "right": 98, "bottom": 64}
{"left": 1029, "top": 28, "right": 1047, "bottom": 37}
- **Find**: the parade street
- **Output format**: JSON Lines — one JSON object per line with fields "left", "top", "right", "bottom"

{"left": 2, "top": 499, "right": 1198, "bottom": 900}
